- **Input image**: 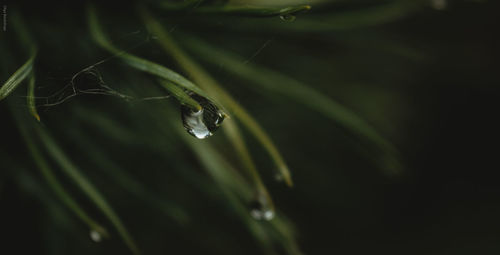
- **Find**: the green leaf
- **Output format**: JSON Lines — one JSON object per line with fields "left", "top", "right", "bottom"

{"left": 157, "top": 79, "right": 202, "bottom": 111}
{"left": 140, "top": 8, "right": 293, "bottom": 186}
{"left": 35, "top": 127, "right": 141, "bottom": 255}
{"left": 0, "top": 54, "right": 35, "bottom": 101}
{"left": 154, "top": 0, "right": 310, "bottom": 18}
{"left": 190, "top": 4, "right": 311, "bottom": 17}
{"left": 179, "top": 1, "right": 421, "bottom": 33}
{"left": 181, "top": 34, "right": 402, "bottom": 174}
{"left": 18, "top": 121, "right": 109, "bottom": 239}
{"left": 86, "top": 4, "right": 220, "bottom": 110}
{"left": 27, "top": 72, "right": 40, "bottom": 121}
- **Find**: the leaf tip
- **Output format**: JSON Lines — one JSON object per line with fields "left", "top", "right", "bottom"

{"left": 33, "top": 113, "right": 41, "bottom": 122}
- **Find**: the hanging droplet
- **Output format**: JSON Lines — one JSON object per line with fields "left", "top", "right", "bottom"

{"left": 249, "top": 195, "right": 275, "bottom": 221}
{"left": 89, "top": 229, "right": 102, "bottom": 243}
{"left": 279, "top": 14, "right": 296, "bottom": 22}
{"left": 181, "top": 94, "right": 225, "bottom": 139}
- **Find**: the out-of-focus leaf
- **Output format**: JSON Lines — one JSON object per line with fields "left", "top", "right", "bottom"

{"left": 0, "top": 54, "right": 34, "bottom": 101}
{"left": 17, "top": 118, "right": 108, "bottom": 239}
{"left": 35, "top": 127, "right": 141, "bottom": 255}
{"left": 190, "top": 4, "right": 311, "bottom": 17}
{"left": 140, "top": 8, "right": 294, "bottom": 186}
{"left": 27, "top": 72, "right": 40, "bottom": 121}
{"left": 181, "top": 34, "right": 401, "bottom": 174}
{"left": 157, "top": 79, "right": 202, "bottom": 111}
{"left": 87, "top": 5, "right": 220, "bottom": 110}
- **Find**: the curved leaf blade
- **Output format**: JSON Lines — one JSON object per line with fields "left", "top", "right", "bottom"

{"left": 0, "top": 54, "right": 35, "bottom": 101}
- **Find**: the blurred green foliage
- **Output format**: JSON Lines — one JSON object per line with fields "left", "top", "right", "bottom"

{"left": 1, "top": 0, "right": 499, "bottom": 254}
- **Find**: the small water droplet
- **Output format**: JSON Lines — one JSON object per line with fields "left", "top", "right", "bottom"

{"left": 89, "top": 229, "right": 102, "bottom": 242}
{"left": 181, "top": 94, "right": 225, "bottom": 139}
{"left": 249, "top": 196, "right": 275, "bottom": 221}
{"left": 274, "top": 172, "right": 284, "bottom": 182}
{"left": 279, "top": 14, "right": 296, "bottom": 22}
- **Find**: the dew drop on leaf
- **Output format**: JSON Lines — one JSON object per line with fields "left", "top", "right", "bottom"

{"left": 181, "top": 94, "right": 225, "bottom": 139}
{"left": 279, "top": 14, "right": 296, "bottom": 22}
{"left": 89, "top": 229, "right": 102, "bottom": 243}
{"left": 274, "top": 172, "right": 284, "bottom": 182}
{"left": 249, "top": 196, "right": 275, "bottom": 221}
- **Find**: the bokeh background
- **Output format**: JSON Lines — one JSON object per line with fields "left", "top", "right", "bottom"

{"left": 1, "top": 0, "right": 500, "bottom": 254}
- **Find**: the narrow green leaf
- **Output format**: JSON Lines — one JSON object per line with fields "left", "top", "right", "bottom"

{"left": 182, "top": 34, "right": 402, "bottom": 174}
{"left": 0, "top": 54, "right": 34, "bottom": 101}
{"left": 191, "top": 4, "right": 311, "bottom": 17}
{"left": 140, "top": 8, "right": 293, "bottom": 186}
{"left": 177, "top": 1, "right": 421, "bottom": 34}
{"left": 157, "top": 79, "right": 201, "bottom": 111}
{"left": 223, "top": 118, "right": 275, "bottom": 210}
{"left": 86, "top": 4, "right": 220, "bottom": 110}
{"left": 156, "top": 0, "right": 205, "bottom": 11}
{"left": 18, "top": 121, "right": 109, "bottom": 239}
{"left": 72, "top": 106, "right": 190, "bottom": 224}
{"left": 35, "top": 127, "right": 141, "bottom": 255}
{"left": 166, "top": 112, "right": 297, "bottom": 254}
{"left": 154, "top": 0, "right": 310, "bottom": 18}
{"left": 27, "top": 72, "right": 40, "bottom": 121}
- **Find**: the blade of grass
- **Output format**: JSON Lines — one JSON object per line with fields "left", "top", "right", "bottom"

{"left": 16, "top": 117, "right": 109, "bottom": 238}
{"left": 0, "top": 54, "right": 35, "bottom": 101}
{"left": 27, "top": 72, "right": 40, "bottom": 121}
{"left": 165, "top": 110, "right": 299, "bottom": 255}
{"left": 181, "top": 34, "right": 402, "bottom": 174}
{"left": 86, "top": 4, "right": 223, "bottom": 112}
{"left": 188, "top": 4, "right": 311, "bottom": 17}
{"left": 67, "top": 108, "right": 191, "bottom": 224}
{"left": 223, "top": 118, "right": 275, "bottom": 209}
{"left": 34, "top": 126, "right": 140, "bottom": 255}
{"left": 140, "top": 7, "right": 293, "bottom": 186}
{"left": 156, "top": 0, "right": 206, "bottom": 11}
{"left": 10, "top": 10, "right": 39, "bottom": 121}
{"left": 153, "top": 0, "right": 310, "bottom": 17}
{"left": 169, "top": 1, "right": 421, "bottom": 34}
{"left": 168, "top": 115, "right": 275, "bottom": 253}
{"left": 157, "top": 79, "right": 201, "bottom": 111}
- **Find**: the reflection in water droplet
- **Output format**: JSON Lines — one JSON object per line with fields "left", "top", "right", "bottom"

{"left": 249, "top": 196, "right": 275, "bottom": 221}
{"left": 89, "top": 229, "right": 102, "bottom": 242}
{"left": 181, "top": 94, "right": 225, "bottom": 139}
{"left": 279, "top": 14, "right": 296, "bottom": 22}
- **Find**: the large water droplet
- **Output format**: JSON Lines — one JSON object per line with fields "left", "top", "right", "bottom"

{"left": 89, "top": 229, "right": 102, "bottom": 242}
{"left": 249, "top": 196, "right": 275, "bottom": 221}
{"left": 181, "top": 94, "right": 225, "bottom": 139}
{"left": 279, "top": 14, "right": 296, "bottom": 22}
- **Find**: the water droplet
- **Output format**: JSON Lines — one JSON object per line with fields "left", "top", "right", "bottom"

{"left": 181, "top": 94, "right": 225, "bottom": 139}
{"left": 89, "top": 229, "right": 102, "bottom": 242}
{"left": 279, "top": 14, "right": 296, "bottom": 22}
{"left": 274, "top": 172, "right": 284, "bottom": 182}
{"left": 249, "top": 196, "right": 275, "bottom": 221}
